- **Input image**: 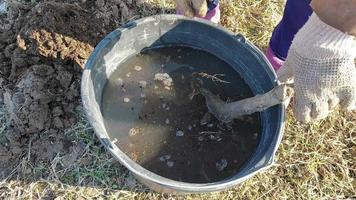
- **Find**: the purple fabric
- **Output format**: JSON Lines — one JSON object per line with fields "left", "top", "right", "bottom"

{"left": 269, "top": 0, "right": 313, "bottom": 59}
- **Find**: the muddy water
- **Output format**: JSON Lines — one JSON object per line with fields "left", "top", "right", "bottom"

{"left": 102, "top": 46, "right": 261, "bottom": 183}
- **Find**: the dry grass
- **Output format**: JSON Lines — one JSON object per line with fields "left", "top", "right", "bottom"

{"left": 0, "top": 0, "right": 355, "bottom": 199}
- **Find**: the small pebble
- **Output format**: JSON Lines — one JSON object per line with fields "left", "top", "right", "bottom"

{"left": 176, "top": 130, "right": 184, "bottom": 137}
{"left": 165, "top": 119, "right": 170, "bottom": 124}
{"left": 134, "top": 65, "right": 142, "bottom": 71}
{"left": 216, "top": 159, "right": 228, "bottom": 171}
{"left": 124, "top": 97, "right": 130, "bottom": 103}
{"left": 167, "top": 161, "right": 174, "bottom": 168}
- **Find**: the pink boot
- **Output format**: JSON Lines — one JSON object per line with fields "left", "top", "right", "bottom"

{"left": 266, "top": 46, "right": 284, "bottom": 71}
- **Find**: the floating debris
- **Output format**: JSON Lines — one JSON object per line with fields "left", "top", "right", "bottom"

{"left": 159, "top": 154, "right": 171, "bottom": 162}
{"left": 140, "top": 93, "right": 146, "bottom": 98}
{"left": 209, "top": 135, "right": 216, "bottom": 140}
{"left": 188, "top": 125, "right": 192, "bottom": 131}
{"left": 134, "top": 65, "right": 142, "bottom": 71}
{"left": 124, "top": 97, "right": 130, "bottom": 103}
{"left": 112, "top": 138, "right": 118, "bottom": 144}
{"left": 167, "top": 161, "right": 174, "bottom": 168}
{"left": 176, "top": 130, "right": 184, "bottom": 137}
{"left": 200, "top": 113, "right": 211, "bottom": 125}
{"left": 126, "top": 72, "right": 131, "bottom": 77}
{"left": 129, "top": 128, "right": 139, "bottom": 137}
{"left": 154, "top": 73, "right": 173, "bottom": 89}
{"left": 139, "top": 81, "right": 147, "bottom": 88}
{"left": 207, "top": 123, "right": 214, "bottom": 128}
{"left": 162, "top": 103, "right": 166, "bottom": 109}
{"left": 165, "top": 119, "right": 170, "bottom": 124}
{"left": 166, "top": 106, "right": 170, "bottom": 111}
{"left": 216, "top": 159, "right": 228, "bottom": 171}
{"left": 216, "top": 136, "right": 222, "bottom": 142}
{"left": 116, "top": 78, "right": 124, "bottom": 86}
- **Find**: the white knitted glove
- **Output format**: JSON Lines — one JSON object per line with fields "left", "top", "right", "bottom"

{"left": 277, "top": 13, "right": 356, "bottom": 122}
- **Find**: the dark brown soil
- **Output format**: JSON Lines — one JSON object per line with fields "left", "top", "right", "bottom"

{"left": 0, "top": 0, "right": 143, "bottom": 178}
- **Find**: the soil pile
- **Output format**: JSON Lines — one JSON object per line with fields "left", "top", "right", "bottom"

{"left": 0, "top": 0, "right": 138, "bottom": 178}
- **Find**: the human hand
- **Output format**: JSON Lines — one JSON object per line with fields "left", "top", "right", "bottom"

{"left": 277, "top": 13, "right": 356, "bottom": 122}
{"left": 311, "top": 0, "right": 356, "bottom": 36}
{"left": 175, "top": 0, "right": 208, "bottom": 18}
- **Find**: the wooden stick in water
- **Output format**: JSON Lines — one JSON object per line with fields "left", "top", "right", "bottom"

{"left": 200, "top": 83, "right": 294, "bottom": 123}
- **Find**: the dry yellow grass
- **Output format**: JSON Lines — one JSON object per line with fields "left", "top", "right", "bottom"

{"left": 0, "top": 0, "right": 355, "bottom": 199}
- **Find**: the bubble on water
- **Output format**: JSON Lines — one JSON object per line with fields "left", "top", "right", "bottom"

{"left": 198, "top": 136, "right": 204, "bottom": 141}
{"left": 116, "top": 78, "right": 124, "bottom": 86}
{"left": 216, "top": 159, "right": 228, "bottom": 171}
{"left": 139, "top": 81, "right": 147, "bottom": 88}
{"left": 129, "top": 128, "right": 139, "bottom": 137}
{"left": 159, "top": 156, "right": 166, "bottom": 162}
{"left": 167, "top": 161, "right": 174, "bottom": 168}
{"left": 188, "top": 125, "right": 192, "bottom": 131}
{"left": 176, "top": 130, "right": 184, "bottom": 137}
{"left": 134, "top": 65, "right": 142, "bottom": 71}
{"left": 124, "top": 97, "right": 130, "bottom": 103}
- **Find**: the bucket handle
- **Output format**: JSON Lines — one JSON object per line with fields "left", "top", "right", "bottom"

{"left": 234, "top": 33, "right": 246, "bottom": 43}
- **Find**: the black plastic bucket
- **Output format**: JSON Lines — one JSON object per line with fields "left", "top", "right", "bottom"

{"left": 81, "top": 15, "right": 285, "bottom": 193}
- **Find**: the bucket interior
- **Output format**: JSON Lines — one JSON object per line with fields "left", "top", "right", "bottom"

{"left": 83, "top": 15, "right": 283, "bottom": 190}
{"left": 102, "top": 45, "right": 261, "bottom": 183}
